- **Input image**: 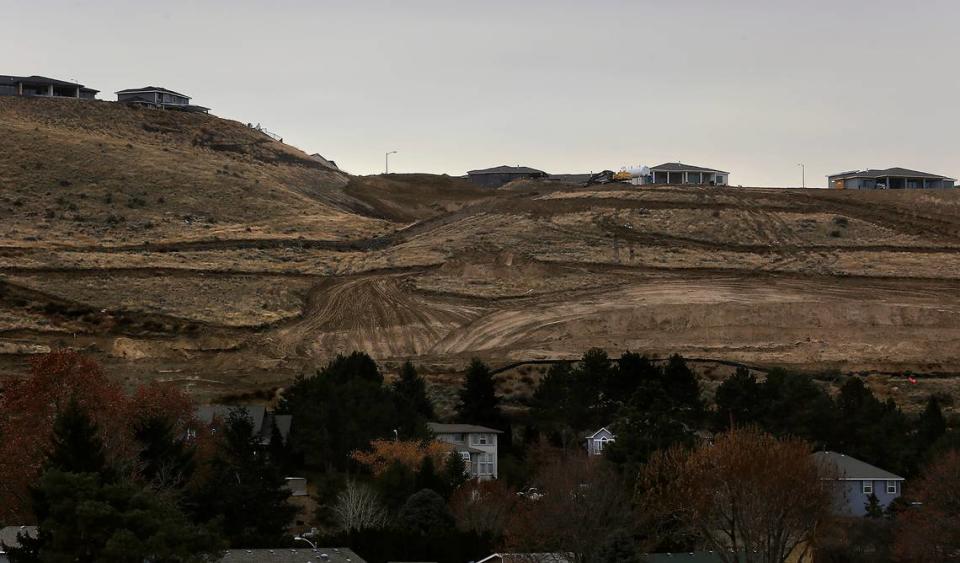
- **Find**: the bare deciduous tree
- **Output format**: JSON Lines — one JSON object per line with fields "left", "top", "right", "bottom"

{"left": 893, "top": 450, "right": 960, "bottom": 561}
{"left": 506, "top": 455, "right": 635, "bottom": 563}
{"left": 636, "top": 427, "right": 832, "bottom": 563}
{"left": 332, "top": 480, "right": 388, "bottom": 532}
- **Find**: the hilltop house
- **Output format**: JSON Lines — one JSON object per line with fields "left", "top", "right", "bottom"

{"left": 827, "top": 167, "right": 955, "bottom": 190}
{"left": 427, "top": 422, "right": 501, "bottom": 480}
{"left": 466, "top": 165, "right": 548, "bottom": 188}
{"left": 196, "top": 405, "right": 291, "bottom": 447}
{"left": 584, "top": 426, "right": 616, "bottom": 456}
{"left": 813, "top": 451, "right": 904, "bottom": 516}
{"left": 116, "top": 86, "right": 209, "bottom": 113}
{"left": 0, "top": 75, "right": 98, "bottom": 99}
{"left": 650, "top": 162, "right": 729, "bottom": 186}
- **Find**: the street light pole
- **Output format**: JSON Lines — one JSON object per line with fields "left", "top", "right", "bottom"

{"left": 798, "top": 163, "right": 805, "bottom": 188}
{"left": 385, "top": 150, "right": 398, "bottom": 175}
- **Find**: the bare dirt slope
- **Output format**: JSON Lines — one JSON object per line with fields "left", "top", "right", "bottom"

{"left": 3, "top": 97, "right": 960, "bottom": 404}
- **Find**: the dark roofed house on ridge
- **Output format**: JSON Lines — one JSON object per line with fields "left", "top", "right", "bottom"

{"left": 116, "top": 86, "right": 209, "bottom": 113}
{"left": 828, "top": 167, "right": 955, "bottom": 190}
{"left": 196, "top": 404, "right": 292, "bottom": 447}
{"left": 650, "top": 162, "right": 729, "bottom": 186}
{"left": 466, "top": 165, "right": 548, "bottom": 188}
{"left": 0, "top": 75, "right": 98, "bottom": 99}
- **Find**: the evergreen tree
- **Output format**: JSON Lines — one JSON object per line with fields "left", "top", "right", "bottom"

{"left": 917, "top": 395, "right": 947, "bottom": 451}
{"left": 376, "top": 461, "right": 418, "bottom": 512}
{"left": 864, "top": 493, "right": 884, "bottom": 519}
{"left": 660, "top": 354, "right": 704, "bottom": 422}
{"left": 398, "top": 489, "right": 455, "bottom": 536}
{"left": 456, "top": 359, "right": 503, "bottom": 429}
{"left": 415, "top": 455, "right": 444, "bottom": 494}
{"left": 759, "top": 369, "right": 837, "bottom": 446}
{"left": 605, "top": 381, "right": 695, "bottom": 469}
{"left": 393, "top": 361, "right": 434, "bottom": 438}
{"left": 134, "top": 414, "right": 195, "bottom": 491}
{"left": 714, "top": 366, "right": 763, "bottom": 430}
{"left": 279, "top": 353, "right": 401, "bottom": 469}
{"left": 47, "top": 397, "right": 109, "bottom": 477}
{"left": 190, "top": 408, "right": 296, "bottom": 547}
{"left": 440, "top": 451, "right": 468, "bottom": 497}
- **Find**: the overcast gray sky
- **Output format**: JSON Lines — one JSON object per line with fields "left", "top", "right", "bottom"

{"left": 6, "top": 0, "right": 959, "bottom": 186}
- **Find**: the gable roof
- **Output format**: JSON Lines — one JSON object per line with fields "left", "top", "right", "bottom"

{"left": 584, "top": 427, "right": 615, "bottom": 439}
{"left": 467, "top": 165, "right": 547, "bottom": 176}
{"left": 827, "top": 167, "right": 955, "bottom": 181}
{"left": 643, "top": 553, "right": 727, "bottom": 563}
{"left": 812, "top": 451, "right": 904, "bottom": 481}
{"left": 196, "top": 405, "right": 291, "bottom": 445}
{"left": 116, "top": 86, "right": 189, "bottom": 98}
{"left": 651, "top": 162, "right": 728, "bottom": 174}
{"left": 219, "top": 547, "right": 364, "bottom": 562}
{"left": 427, "top": 422, "right": 503, "bottom": 434}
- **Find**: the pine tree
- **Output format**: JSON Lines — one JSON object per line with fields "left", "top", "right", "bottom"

{"left": 134, "top": 414, "right": 196, "bottom": 491}
{"left": 394, "top": 361, "right": 436, "bottom": 420}
{"left": 415, "top": 455, "right": 444, "bottom": 494}
{"left": 456, "top": 359, "right": 502, "bottom": 429}
{"left": 864, "top": 493, "right": 884, "bottom": 518}
{"left": 714, "top": 366, "right": 763, "bottom": 430}
{"left": 47, "top": 397, "right": 109, "bottom": 477}
{"left": 441, "top": 451, "right": 468, "bottom": 497}
{"left": 918, "top": 395, "right": 947, "bottom": 450}
{"left": 661, "top": 354, "right": 704, "bottom": 423}
{"left": 189, "top": 408, "right": 296, "bottom": 547}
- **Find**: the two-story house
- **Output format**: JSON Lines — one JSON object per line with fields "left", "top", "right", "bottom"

{"left": 116, "top": 86, "right": 209, "bottom": 113}
{"left": 427, "top": 422, "right": 502, "bottom": 480}
{"left": 813, "top": 451, "right": 904, "bottom": 516}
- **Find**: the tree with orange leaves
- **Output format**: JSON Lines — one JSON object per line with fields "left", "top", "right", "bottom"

{"left": 0, "top": 350, "right": 132, "bottom": 521}
{"left": 350, "top": 439, "right": 454, "bottom": 476}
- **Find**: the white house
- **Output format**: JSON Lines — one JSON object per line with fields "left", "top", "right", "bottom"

{"left": 427, "top": 422, "right": 501, "bottom": 480}
{"left": 584, "top": 427, "right": 616, "bottom": 456}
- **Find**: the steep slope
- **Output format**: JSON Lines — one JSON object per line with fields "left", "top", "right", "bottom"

{"left": 3, "top": 97, "right": 960, "bottom": 408}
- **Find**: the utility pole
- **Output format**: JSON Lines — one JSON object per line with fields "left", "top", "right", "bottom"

{"left": 385, "top": 150, "right": 398, "bottom": 174}
{"left": 798, "top": 163, "right": 805, "bottom": 188}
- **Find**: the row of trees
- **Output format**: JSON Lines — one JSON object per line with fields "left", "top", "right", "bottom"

{"left": 0, "top": 351, "right": 299, "bottom": 561}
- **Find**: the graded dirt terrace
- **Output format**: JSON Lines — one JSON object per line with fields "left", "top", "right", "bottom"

{"left": 2, "top": 97, "right": 960, "bottom": 409}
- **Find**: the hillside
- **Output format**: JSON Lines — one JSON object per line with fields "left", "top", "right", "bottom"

{"left": 3, "top": 96, "right": 960, "bottom": 409}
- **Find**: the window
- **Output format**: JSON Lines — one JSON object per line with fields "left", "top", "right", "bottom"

{"left": 597, "top": 436, "right": 610, "bottom": 452}
{"left": 478, "top": 453, "right": 494, "bottom": 476}
{"left": 453, "top": 433, "right": 465, "bottom": 443}
{"left": 886, "top": 481, "right": 898, "bottom": 494}
{"left": 862, "top": 481, "right": 873, "bottom": 495}
{"left": 471, "top": 433, "right": 491, "bottom": 446}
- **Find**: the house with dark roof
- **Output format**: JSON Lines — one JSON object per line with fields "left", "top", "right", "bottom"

{"left": 427, "top": 422, "right": 502, "bottom": 480}
{"left": 0, "top": 75, "right": 98, "bottom": 99}
{"left": 466, "top": 165, "right": 548, "bottom": 188}
{"left": 649, "top": 163, "right": 729, "bottom": 186}
{"left": 196, "top": 405, "right": 292, "bottom": 447}
{"left": 116, "top": 86, "right": 209, "bottom": 113}
{"left": 813, "top": 451, "right": 904, "bottom": 516}
{"left": 827, "top": 167, "right": 955, "bottom": 190}
{"left": 0, "top": 526, "right": 37, "bottom": 563}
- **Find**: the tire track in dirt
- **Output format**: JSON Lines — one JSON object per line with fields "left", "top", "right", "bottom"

{"left": 266, "top": 274, "right": 489, "bottom": 360}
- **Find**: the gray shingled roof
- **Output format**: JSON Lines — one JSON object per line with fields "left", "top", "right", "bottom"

{"left": 828, "top": 167, "right": 955, "bottom": 181}
{"left": 812, "top": 451, "right": 904, "bottom": 481}
{"left": 427, "top": 422, "right": 503, "bottom": 434}
{"left": 196, "top": 405, "right": 290, "bottom": 445}
{"left": 467, "top": 165, "right": 547, "bottom": 176}
{"left": 0, "top": 526, "right": 37, "bottom": 551}
{"left": 651, "top": 162, "right": 728, "bottom": 174}
{"left": 116, "top": 86, "right": 189, "bottom": 98}
{"left": 643, "top": 553, "right": 728, "bottom": 563}
{"left": 219, "top": 547, "right": 364, "bottom": 562}
{"left": 0, "top": 75, "right": 98, "bottom": 92}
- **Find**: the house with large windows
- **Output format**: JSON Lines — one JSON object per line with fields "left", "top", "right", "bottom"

{"left": 827, "top": 167, "right": 955, "bottom": 190}
{"left": 427, "top": 422, "right": 501, "bottom": 480}
{"left": 813, "top": 451, "right": 904, "bottom": 516}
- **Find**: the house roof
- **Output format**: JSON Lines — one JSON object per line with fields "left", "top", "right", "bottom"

{"left": 827, "top": 167, "right": 955, "bottom": 181}
{"left": 219, "top": 547, "right": 364, "bottom": 562}
{"left": 584, "top": 427, "right": 615, "bottom": 439}
{"left": 651, "top": 162, "right": 728, "bottom": 174}
{"left": 116, "top": 86, "right": 190, "bottom": 98}
{"left": 427, "top": 422, "right": 503, "bottom": 434}
{"left": 196, "top": 405, "right": 291, "bottom": 444}
{"left": 0, "top": 75, "right": 98, "bottom": 93}
{"left": 467, "top": 165, "right": 547, "bottom": 176}
{"left": 812, "top": 451, "right": 905, "bottom": 481}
